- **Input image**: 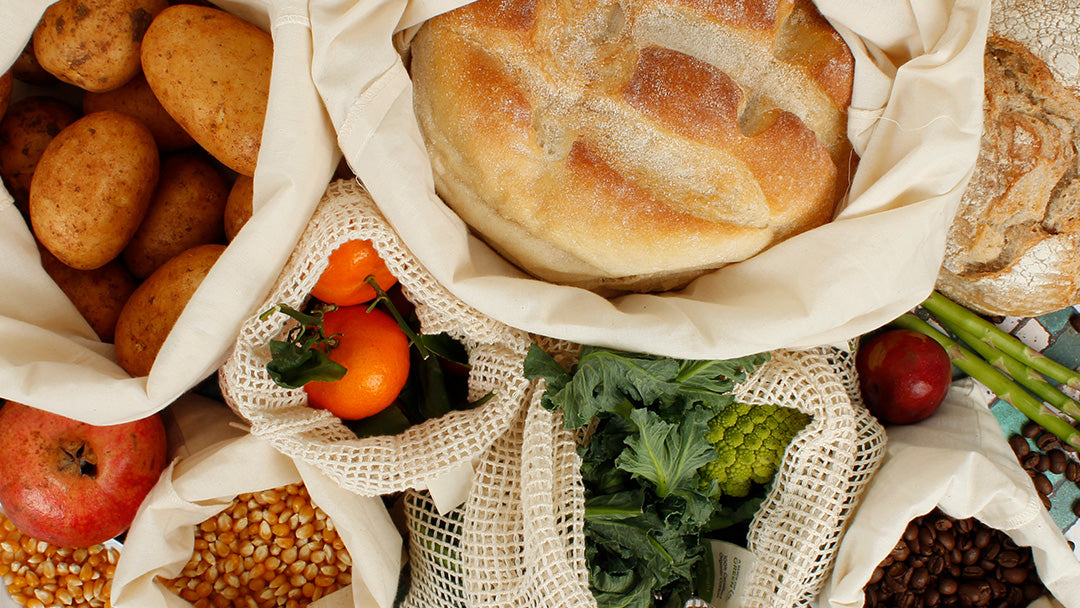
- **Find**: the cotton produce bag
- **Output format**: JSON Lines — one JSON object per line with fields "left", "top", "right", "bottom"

{"left": 220, "top": 179, "right": 533, "bottom": 506}
{"left": 0, "top": 0, "right": 339, "bottom": 425}
{"left": 819, "top": 380, "right": 1080, "bottom": 608}
{"left": 396, "top": 344, "right": 889, "bottom": 608}
{"left": 111, "top": 397, "right": 403, "bottom": 608}
{"left": 307, "top": 0, "right": 990, "bottom": 360}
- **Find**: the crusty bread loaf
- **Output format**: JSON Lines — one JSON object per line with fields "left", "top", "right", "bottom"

{"left": 936, "top": 36, "right": 1080, "bottom": 318}
{"left": 410, "top": 0, "right": 854, "bottom": 294}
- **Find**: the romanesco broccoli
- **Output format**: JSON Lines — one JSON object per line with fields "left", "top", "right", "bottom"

{"left": 702, "top": 402, "right": 811, "bottom": 497}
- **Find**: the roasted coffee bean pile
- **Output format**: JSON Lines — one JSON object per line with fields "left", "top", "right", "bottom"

{"left": 1009, "top": 421, "right": 1080, "bottom": 517}
{"left": 863, "top": 509, "right": 1045, "bottom": 608}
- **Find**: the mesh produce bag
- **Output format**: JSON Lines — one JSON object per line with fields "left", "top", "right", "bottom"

{"left": 219, "top": 179, "right": 532, "bottom": 497}
{"left": 398, "top": 343, "right": 887, "bottom": 608}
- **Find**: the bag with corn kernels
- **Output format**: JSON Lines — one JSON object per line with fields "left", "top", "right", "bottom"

{"left": 110, "top": 396, "right": 403, "bottom": 608}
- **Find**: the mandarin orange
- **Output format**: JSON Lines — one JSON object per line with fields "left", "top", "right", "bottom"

{"left": 303, "top": 305, "right": 410, "bottom": 420}
{"left": 310, "top": 239, "right": 398, "bottom": 306}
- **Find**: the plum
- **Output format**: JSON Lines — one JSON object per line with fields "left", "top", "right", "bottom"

{"left": 856, "top": 328, "right": 953, "bottom": 425}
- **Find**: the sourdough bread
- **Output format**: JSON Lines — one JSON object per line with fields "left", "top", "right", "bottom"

{"left": 410, "top": 0, "right": 855, "bottom": 294}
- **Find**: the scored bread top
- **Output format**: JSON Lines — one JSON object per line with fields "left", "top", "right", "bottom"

{"left": 410, "top": 0, "right": 854, "bottom": 294}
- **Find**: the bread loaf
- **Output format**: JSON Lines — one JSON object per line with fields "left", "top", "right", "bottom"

{"left": 936, "top": 36, "right": 1080, "bottom": 318}
{"left": 410, "top": 0, "right": 855, "bottom": 294}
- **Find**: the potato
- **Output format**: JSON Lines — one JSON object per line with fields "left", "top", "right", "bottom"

{"left": 0, "top": 96, "right": 81, "bottom": 207}
{"left": 0, "top": 69, "right": 12, "bottom": 122}
{"left": 12, "top": 41, "right": 56, "bottom": 85}
{"left": 123, "top": 151, "right": 228, "bottom": 278}
{"left": 29, "top": 110, "right": 160, "bottom": 270}
{"left": 141, "top": 4, "right": 271, "bottom": 176}
{"left": 114, "top": 243, "right": 224, "bottom": 377}
{"left": 32, "top": 0, "right": 169, "bottom": 93}
{"left": 223, "top": 174, "right": 253, "bottom": 242}
{"left": 38, "top": 243, "right": 138, "bottom": 343}
{"left": 83, "top": 73, "right": 196, "bottom": 151}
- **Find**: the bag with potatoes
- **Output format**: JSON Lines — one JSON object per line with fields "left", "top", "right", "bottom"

{"left": 0, "top": 0, "right": 340, "bottom": 425}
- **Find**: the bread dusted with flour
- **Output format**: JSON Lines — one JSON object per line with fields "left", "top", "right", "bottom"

{"left": 936, "top": 37, "right": 1080, "bottom": 317}
{"left": 410, "top": 0, "right": 855, "bottom": 294}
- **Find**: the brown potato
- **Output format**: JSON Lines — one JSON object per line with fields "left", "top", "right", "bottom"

{"left": 141, "top": 4, "right": 271, "bottom": 176}
{"left": 123, "top": 151, "right": 228, "bottom": 278}
{"left": 12, "top": 41, "right": 56, "bottom": 85}
{"left": 83, "top": 73, "right": 196, "bottom": 151}
{"left": 32, "top": 0, "right": 169, "bottom": 93}
{"left": 114, "top": 243, "right": 224, "bottom": 376}
{"left": 223, "top": 174, "right": 253, "bottom": 242}
{"left": 38, "top": 243, "right": 139, "bottom": 343}
{"left": 0, "top": 96, "right": 81, "bottom": 207}
{"left": 29, "top": 110, "right": 160, "bottom": 270}
{"left": 0, "top": 69, "right": 12, "bottom": 121}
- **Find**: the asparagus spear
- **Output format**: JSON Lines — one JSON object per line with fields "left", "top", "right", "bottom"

{"left": 892, "top": 313, "right": 1080, "bottom": 450}
{"left": 923, "top": 291, "right": 1080, "bottom": 390}
{"left": 947, "top": 323, "right": 1080, "bottom": 425}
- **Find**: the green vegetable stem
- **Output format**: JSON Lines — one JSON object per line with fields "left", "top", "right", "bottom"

{"left": 892, "top": 313, "right": 1080, "bottom": 450}
{"left": 922, "top": 291, "right": 1080, "bottom": 390}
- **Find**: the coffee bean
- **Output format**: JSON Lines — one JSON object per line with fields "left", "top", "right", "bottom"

{"left": 1037, "top": 453, "right": 1051, "bottom": 472}
{"left": 904, "top": 521, "right": 919, "bottom": 542}
{"left": 939, "top": 578, "right": 958, "bottom": 595}
{"left": 1067, "top": 461, "right": 1080, "bottom": 483}
{"left": 1040, "top": 493, "right": 1053, "bottom": 511}
{"left": 1022, "top": 452, "right": 1041, "bottom": 470}
{"left": 929, "top": 555, "right": 945, "bottom": 575}
{"left": 934, "top": 517, "right": 954, "bottom": 531}
{"left": 962, "top": 547, "right": 980, "bottom": 566}
{"left": 1048, "top": 449, "right": 1068, "bottom": 474}
{"left": 1009, "top": 435, "right": 1030, "bottom": 458}
{"left": 958, "top": 580, "right": 991, "bottom": 605}
{"left": 963, "top": 565, "right": 986, "bottom": 578}
{"left": 1036, "top": 432, "right": 1060, "bottom": 451}
{"left": 1033, "top": 473, "right": 1053, "bottom": 496}
{"left": 938, "top": 529, "right": 955, "bottom": 551}
{"left": 974, "top": 529, "right": 991, "bottom": 549}
{"left": 925, "top": 588, "right": 941, "bottom": 607}
{"left": 869, "top": 565, "right": 884, "bottom": 584}
{"left": 997, "top": 551, "right": 1021, "bottom": 568}
{"left": 1002, "top": 567, "right": 1029, "bottom": 585}
{"left": 1073, "top": 499, "right": 1080, "bottom": 518}
{"left": 984, "top": 541, "right": 1000, "bottom": 561}
{"left": 911, "top": 566, "right": 929, "bottom": 589}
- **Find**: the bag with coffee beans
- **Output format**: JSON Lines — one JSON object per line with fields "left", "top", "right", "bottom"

{"left": 820, "top": 379, "right": 1080, "bottom": 608}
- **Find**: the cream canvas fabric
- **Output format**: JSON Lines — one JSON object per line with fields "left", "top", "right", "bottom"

{"left": 308, "top": 0, "right": 990, "bottom": 360}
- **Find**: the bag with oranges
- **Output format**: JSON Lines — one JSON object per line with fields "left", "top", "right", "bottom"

{"left": 219, "top": 178, "right": 533, "bottom": 507}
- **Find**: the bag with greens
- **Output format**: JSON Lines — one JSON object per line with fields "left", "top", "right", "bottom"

{"left": 393, "top": 342, "right": 887, "bottom": 608}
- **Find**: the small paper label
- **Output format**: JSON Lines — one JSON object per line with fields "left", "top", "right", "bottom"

{"left": 702, "top": 539, "right": 757, "bottom": 608}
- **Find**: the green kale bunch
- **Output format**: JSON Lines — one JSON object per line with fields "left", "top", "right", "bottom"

{"left": 524, "top": 344, "right": 785, "bottom": 608}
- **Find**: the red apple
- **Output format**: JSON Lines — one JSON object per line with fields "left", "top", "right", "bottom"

{"left": 0, "top": 402, "right": 168, "bottom": 548}
{"left": 856, "top": 329, "right": 953, "bottom": 425}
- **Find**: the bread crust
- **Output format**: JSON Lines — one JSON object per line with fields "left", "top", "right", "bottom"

{"left": 936, "top": 36, "right": 1080, "bottom": 317}
{"left": 410, "top": 0, "right": 854, "bottom": 293}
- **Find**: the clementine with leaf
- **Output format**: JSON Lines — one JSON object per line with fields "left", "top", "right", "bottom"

{"left": 311, "top": 239, "right": 397, "bottom": 306}
{"left": 303, "top": 305, "right": 411, "bottom": 420}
